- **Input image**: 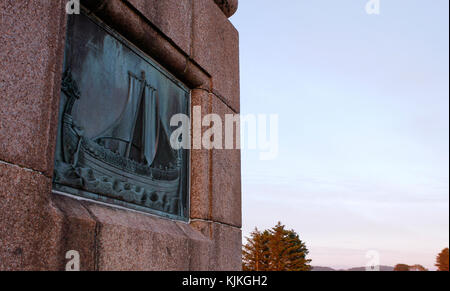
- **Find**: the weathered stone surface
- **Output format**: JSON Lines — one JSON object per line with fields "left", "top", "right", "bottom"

{"left": 210, "top": 96, "right": 242, "bottom": 227}
{"left": 214, "top": 0, "right": 239, "bottom": 18}
{"left": 51, "top": 195, "right": 97, "bottom": 271}
{"left": 210, "top": 222, "right": 242, "bottom": 271}
{"left": 0, "top": 0, "right": 242, "bottom": 271}
{"left": 191, "top": 221, "right": 242, "bottom": 271}
{"left": 212, "top": 148, "right": 242, "bottom": 227}
{"left": 0, "top": 160, "right": 214, "bottom": 271}
{"left": 126, "top": 0, "right": 192, "bottom": 54}
{"left": 0, "top": 0, "right": 67, "bottom": 176}
{"left": 191, "top": 92, "right": 242, "bottom": 226}
{"left": 0, "top": 162, "right": 61, "bottom": 270}
{"left": 190, "top": 89, "right": 212, "bottom": 220}
{"left": 175, "top": 221, "right": 214, "bottom": 270}
{"left": 192, "top": 0, "right": 240, "bottom": 112}
{"left": 82, "top": 201, "right": 212, "bottom": 271}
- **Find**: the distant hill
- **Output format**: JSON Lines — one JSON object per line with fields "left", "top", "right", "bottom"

{"left": 347, "top": 265, "right": 394, "bottom": 271}
{"left": 312, "top": 265, "right": 394, "bottom": 271}
{"left": 312, "top": 266, "right": 336, "bottom": 271}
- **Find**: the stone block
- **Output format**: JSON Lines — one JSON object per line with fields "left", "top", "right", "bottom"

{"left": 192, "top": 0, "right": 240, "bottom": 112}
{"left": 191, "top": 221, "right": 242, "bottom": 271}
{"left": 126, "top": 0, "right": 192, "bottom": 54}
{"left": 0, "top": 0, "right": 67, "bottom": 176}
{"left": 82, "top": 201, "right": 212, "bottom": 271}
{"left": 51, "top": 195, "right": 97, "bottom": 271}
{"left": 0, "top": 162, "right": 61, "bottom": 270}
{"left": 210, "top": 96, "right": 242, "bottom": 227}
{"left": 190, "top": 89, "right": 212, "bottom": 220}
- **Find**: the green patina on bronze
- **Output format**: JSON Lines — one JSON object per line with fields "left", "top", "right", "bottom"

{"left": 53, "top": 11, "right": 190, "bottom": 220}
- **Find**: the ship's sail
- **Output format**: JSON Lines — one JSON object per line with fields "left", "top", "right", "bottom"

{"left": 93, "top": 71, "right": 160, "bottom": 167}
{"left": 142, "top": 83, "right": 159, "bottom": 166}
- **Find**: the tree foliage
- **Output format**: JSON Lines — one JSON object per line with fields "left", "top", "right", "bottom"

{"left": 394, "top": 264, "right": 428, "bottom": 271}
{"left": 394, "top": 264, "right": 411, "bottom": 271}
{"left": 435, "top": 248, "right": 449, "bottom": 271}
{"left": 242, "top": 222, "right": 312, "bottom": 271}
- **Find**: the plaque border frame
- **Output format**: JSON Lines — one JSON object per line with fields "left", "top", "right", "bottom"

{"left": 52, "top": 7, "right": 192, "bottom": 222}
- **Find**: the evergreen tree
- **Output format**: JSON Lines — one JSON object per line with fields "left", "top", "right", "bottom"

{"left": 243, "top": 222, "right": 312, "bottom": 271}
{"left": 242, "top": 228, "right": 271, "bottom": 271}
{"left": 435, "top": 248, "right": 449, "bottom": 271}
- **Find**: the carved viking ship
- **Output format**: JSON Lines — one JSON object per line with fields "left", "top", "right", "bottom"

{"left": 54, "top": 70, "right": 181, "bottom": 215}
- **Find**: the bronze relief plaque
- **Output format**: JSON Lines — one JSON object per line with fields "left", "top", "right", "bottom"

{"left": 53, "top": 11, "right": 190, "bottom": 220}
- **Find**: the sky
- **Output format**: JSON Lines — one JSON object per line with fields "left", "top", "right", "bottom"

{"left": 230, "top": 0, "right": 449, "bottom": 270}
